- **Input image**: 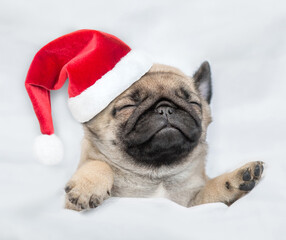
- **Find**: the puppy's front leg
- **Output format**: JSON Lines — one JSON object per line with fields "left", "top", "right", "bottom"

{"left": 65, "top": 160, "right": 113, "bottom": 211}
{"left": 192, "top": 161, "right": 264, "bottom": 206}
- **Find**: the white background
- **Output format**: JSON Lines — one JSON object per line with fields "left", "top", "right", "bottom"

{"left": 0, "top": 0, "right": 285, "bottom": 239}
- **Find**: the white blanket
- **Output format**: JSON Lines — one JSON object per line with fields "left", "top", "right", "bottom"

{"left": 1, "top": 0, "right": 285, "bottom": 239}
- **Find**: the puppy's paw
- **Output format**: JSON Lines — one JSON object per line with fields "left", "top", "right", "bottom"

{"left": 64, "top": 176, "right": 112, "bottom": 211}
{"left": 225, "top": 161, "right": 264, "bottom": 204}
{"left": 238, "top": 161, "right": 264, "bottom": 191}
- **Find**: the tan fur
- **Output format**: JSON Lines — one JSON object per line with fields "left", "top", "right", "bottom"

{"left": 64, "top": 64, "right": 263, "bottom": 211}
{"left": 65, "top": 160, "right": 113, "bottom": 211}
{"left": 192, "top": 161, "right": 264, "bottom": 206}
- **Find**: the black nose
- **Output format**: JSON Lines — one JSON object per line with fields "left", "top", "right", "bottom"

{"left": 155, "top": 100, "right": 175, "bottom": 117}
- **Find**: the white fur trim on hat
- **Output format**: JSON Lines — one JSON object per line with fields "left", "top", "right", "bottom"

{"left": 68, "top": 50, "right": 153, "bottom": 123}
{"left": 34, "top": 134, "right": 64, "bottom": 165}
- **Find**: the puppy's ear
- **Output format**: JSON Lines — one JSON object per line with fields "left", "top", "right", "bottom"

{"left": 193, "top": 61, "right": 212, "bottom": 104}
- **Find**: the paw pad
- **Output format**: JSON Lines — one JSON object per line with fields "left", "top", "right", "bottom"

{"left": 242, "top": 169, "right": 251, "bottom": 181}
{"left": 239, "top": 180, "right": 255, "bottom": 191}
{"left": 239, "top": 161, "right": 264, "bottom": 192}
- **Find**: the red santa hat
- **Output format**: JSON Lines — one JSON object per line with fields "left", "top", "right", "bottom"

{"left": 25, "top": 29, "right": 152, "bottom": 165}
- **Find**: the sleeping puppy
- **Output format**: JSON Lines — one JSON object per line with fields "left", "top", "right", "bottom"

{"left": 64, "top": 62, "right": 264, "bottom": 211}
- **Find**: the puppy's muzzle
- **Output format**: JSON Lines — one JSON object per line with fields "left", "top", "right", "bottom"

{"left": 121, "top": 96, "right": 202, "bottom": 166}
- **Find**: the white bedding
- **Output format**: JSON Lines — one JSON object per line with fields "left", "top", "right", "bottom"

{"left": 1, "top": 0, "right": 286, "bottom": 239}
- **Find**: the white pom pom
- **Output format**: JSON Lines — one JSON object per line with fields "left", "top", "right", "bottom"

{"left": 34, "top": 134, "right": 64, "bottom": 165}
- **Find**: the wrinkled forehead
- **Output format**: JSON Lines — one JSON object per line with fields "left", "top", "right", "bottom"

{"left": 127, "top": 64, "right": 197, "bottom": 97}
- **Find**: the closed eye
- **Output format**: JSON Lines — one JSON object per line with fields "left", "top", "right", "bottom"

{"left": 112, "top": 104, "right": 136, "bottom": 117}
{"left": 189, "top": 101, "right": 202, "bottom": 108}
{"left": 117, "top": 104, "right": 136, "bottom": 111}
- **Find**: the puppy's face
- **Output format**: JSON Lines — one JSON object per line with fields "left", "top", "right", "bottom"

{"left": 85, "top": 62, "right": 212, "bottom": 170}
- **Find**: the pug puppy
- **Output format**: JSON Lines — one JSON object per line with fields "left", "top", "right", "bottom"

{"left": 64, "top": 62, "right": 264, "bottom": 211}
